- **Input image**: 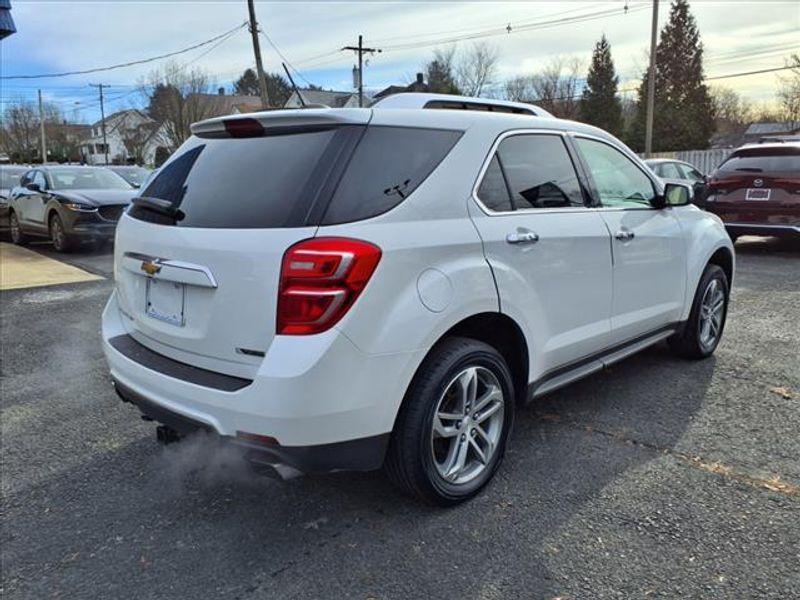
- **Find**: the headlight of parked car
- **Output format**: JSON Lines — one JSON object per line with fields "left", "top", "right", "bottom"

{"left": 63, "top": 202, "right": 97, "bottom": 212}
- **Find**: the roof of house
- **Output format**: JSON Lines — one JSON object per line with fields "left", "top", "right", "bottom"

{"left": 374, "top": 74, "right": 430, "bottom": 100}
{"left": 91, "top": 109, "right": 151, "bottom": 128}
{"left": 286, "top": 89, "right": 357, "bottom": 108}
{"left": 745, "top": 122, "right": 798, "bottom": 136}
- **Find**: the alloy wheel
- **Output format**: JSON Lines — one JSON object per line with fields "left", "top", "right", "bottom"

{"left": 698, "top": 278, "right": 725, "bottom": 351}
{"left": 51, "top": 217, "right": 65, "bottom": 251}
{"left": 430, "top": 366, "right": 505, "bottom": 485}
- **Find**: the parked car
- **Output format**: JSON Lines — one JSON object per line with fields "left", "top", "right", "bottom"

{"left": 102, "top": 93, "right": 734, "bottom": 505}
{"left": 107, "top": 165, "right": 152, "bottom": 188}
{"left": 644, "top": 158, "right": 707, "bottom": 203}
{"left": 9, "top": 165, "right": 136, "bottom": 251}
{"left": 0, "top": 164, "right": 28, "bottom": 227}
{"left": 705, "top": 142, "right": 800, "bottom": 242}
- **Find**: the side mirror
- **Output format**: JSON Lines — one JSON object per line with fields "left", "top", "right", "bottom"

{"left": 25, "top": 182, "right": 42, "bottom": 192}
{"left": 664, "top": 182, "right": 693, "bottom": 207}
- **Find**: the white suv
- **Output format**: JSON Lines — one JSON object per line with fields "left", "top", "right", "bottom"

{"left": 102, "top": 93, "right": 734, "bottom": 504}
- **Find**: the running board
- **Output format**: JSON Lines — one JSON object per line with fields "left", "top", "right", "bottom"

{"left": 530, "top": 327, "right": 677, "bottom": 399}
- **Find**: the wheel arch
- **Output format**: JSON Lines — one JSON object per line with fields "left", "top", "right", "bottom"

{"left": 707, "top": 246, "right": 734, "bottom": 289}
{"left": 398, "top": 312, "right": 530, "bottom": 418}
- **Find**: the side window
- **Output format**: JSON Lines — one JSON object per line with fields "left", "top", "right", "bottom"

{"left": 660, "top": 162, "right": 682, "bottom": 179}
{"left": 679, "top": 165, "right": 704, "bottom": 182}
{"left": 476, "top": 156, "right": 513, "bottom": 212}
{"left": 322, "top": 126, "right": 462, "bottom": 225}
{"left": 496, "top": 134, "right": 585, "bottom": 209}
{"left": 575, "top": 138, "right": 655, "bottom": 208}
{"left": 33, "top": 171, "right": 47, "bottom": 189}
{"left": 20, "top": 171, "right": 34, "bottom": 186}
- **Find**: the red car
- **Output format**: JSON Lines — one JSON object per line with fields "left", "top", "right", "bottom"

{"left": 705, "top": 142, "right": 800, "bottom": 242}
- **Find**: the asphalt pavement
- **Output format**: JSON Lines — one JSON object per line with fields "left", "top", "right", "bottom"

{"left": 2, "top": 237, "right": 799, "bottom": 599}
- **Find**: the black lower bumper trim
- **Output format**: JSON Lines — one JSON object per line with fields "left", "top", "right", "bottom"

{"left": 113, "top": 379, "right": 389, "bottom": 475}
{"left": 108, "top": 334, "right": 251, "bottom": 391}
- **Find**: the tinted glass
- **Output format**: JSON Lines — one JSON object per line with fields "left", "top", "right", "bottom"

{"left": 575, "top": 138, "right": 655, "bottom": 207}
{"left": 477, "top": 156, "right": 513, "bottom": 211}
{"left": 660, "top": 162, "right": 682, "bottom": 179}
{"left": 718, "top": 148, "right": 800, "bottom": 173}
{"left": 322, "top": 126, "right": 462, "bottom": 225}
{"left": 49, "top": 168, "right": 132, "bottom": 190}
{"left": 496, "top": 134, "right": 584, "bottom": 209}
{"left": 679, "top": 165, "right": 704, "bottom": 182}
{"left": 136, "top": 129, "right": 339, "bottom": 228}
{"left": 33, "top": 171, "right": 47, "bottom": 189}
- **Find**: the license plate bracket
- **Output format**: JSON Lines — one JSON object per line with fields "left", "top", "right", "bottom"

{"left": 745, "top": 188, "right": 771, "bottom": 201}
{"left": 146, "top": 278, "right": 185, "bottom": 326}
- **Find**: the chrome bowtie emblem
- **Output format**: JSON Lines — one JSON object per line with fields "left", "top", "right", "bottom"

{"left": 753, "top": 178, "right": 764, "bottom": 187}
{"left": 140, "top": 260, "right": 162, "bottom": 276}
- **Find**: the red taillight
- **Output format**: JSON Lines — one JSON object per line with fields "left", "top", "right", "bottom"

{"left": 277, "top": 237, "right": 382, "bottom": 335}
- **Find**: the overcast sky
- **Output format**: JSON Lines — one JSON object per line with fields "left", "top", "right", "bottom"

{"left": 1, "top": 0, "right": 798, "bottom": 123}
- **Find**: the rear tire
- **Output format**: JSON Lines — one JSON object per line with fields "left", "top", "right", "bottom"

{"left": 669, "top": 264, "right": 729, "bottom": 359}
{"left": 9, "top": 211, "right": 28, "bottom": 245}
{"left": 49, "top": 213, "right": 75, "bottom": 253}
{"left": 385, "top": 337, "right": 515, "bottom": 506}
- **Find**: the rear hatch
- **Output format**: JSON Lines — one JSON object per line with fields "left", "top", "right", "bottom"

{"left": 707, "top": 145, "right": 800, "bottom": 226}
{"left": 113, "top": 110, "right": 371, "bottom": 378}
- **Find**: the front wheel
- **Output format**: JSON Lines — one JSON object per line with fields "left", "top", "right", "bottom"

{"left": 49, "top": 214, "right": 75, "bottom": 253}
{"left": 669, "top": 264, "right": 729, "bottom": 359}
{"left": 385, "top": 337, "right": 515, "bottom": 505}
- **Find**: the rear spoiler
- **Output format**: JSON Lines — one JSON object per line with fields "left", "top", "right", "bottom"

{"left": 190, "top": 109, "right": 371, "bottom": 138}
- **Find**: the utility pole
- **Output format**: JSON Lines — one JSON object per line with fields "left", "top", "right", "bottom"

{"left": 644, "top": 0, "right": 659, "bottom": 157}
{"left": 342, "top": 35, "right": 381, "bottom": 107}
{"left": 246, "top": 0, "right": 271, "bottom": 109}
{"left": 90, "top": 84, "right": 110, "bottom": 165}
{"left": 37, "top": 89, "right": 47, "bottom": 164}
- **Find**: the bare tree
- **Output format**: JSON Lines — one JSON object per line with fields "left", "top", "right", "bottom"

{"left": 504, "top": 75, "right": 537, "bottom": 103}
{"left": 141, "top": 62, "right": 224, "bottom": 150}
{"left": 777, "top": 53, "right": 800, "bottom": 128}
{"left": 710, "top": 86, "right": 752, "bottom": 133}
{"left": 1, "top": 100, "right": 40, "bottom": 162}
{"left": 456, "top": 43, "right": 499, "bottom": 97}
{"left": 528, "top": 57, "right": 583, "bottom": 119}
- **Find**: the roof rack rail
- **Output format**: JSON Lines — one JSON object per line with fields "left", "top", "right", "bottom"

{"left": 371, "top": 92, "right": 553, "bottom": 118}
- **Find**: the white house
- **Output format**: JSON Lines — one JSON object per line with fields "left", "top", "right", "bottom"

{"left": 82, "top": 109, "right": 170, "bottom": 167}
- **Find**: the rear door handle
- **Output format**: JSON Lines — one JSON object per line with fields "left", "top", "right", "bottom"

{"left": 506, "top": 231, "right": 539, "bottom": 245}
{"left": 614, "top": 230, "right": 635, "bottom": 241}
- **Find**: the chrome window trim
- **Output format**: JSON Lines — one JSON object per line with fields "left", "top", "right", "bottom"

{"left": 471, "top": 128, "right": 598, "bottom": 217}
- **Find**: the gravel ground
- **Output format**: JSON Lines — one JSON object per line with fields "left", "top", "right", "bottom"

{"left": 2, "top": 237, "right": 799, "bottom": 599}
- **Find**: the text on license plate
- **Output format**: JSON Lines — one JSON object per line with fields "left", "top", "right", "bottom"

{"left": 745, "top": 188, "right": 771, "bottom": 201}
{"left": 146, "top": 278, "right": 185, "bottom": 326}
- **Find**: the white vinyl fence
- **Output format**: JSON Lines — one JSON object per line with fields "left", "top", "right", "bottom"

{"left": 641, "top": 148, "right": 734, "bottom": 174}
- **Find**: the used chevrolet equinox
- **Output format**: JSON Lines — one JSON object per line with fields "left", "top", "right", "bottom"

{"left": 102, "top": 93, "right": 735, "bottom": 505}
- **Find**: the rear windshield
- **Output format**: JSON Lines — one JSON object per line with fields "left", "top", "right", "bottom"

{"left": 132, "top": 124, "right": 461, "bottom": 228}
{"left": 718, "top": 147, "right": 800, "bottom": 173}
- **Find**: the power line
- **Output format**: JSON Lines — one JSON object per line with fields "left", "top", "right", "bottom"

{"left": 259, "top": 30, "right": 315, "bottom": 87}
{"left": 1, "top": 22, "right": 248, "bottom": 80}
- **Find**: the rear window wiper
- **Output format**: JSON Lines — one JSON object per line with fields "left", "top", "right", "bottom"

{"left": 131, "top": 196, "right": 185, "bottom": 221}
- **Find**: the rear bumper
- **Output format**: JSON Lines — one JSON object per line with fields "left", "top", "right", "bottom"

{"left": 113, "top": 378, "right": 389, "bottom": 476}
{"left": 724, "top": 223, "right": 800, "bottom": 238}
{"left": 102, "top": 290, "right": 424, "bottom": 469}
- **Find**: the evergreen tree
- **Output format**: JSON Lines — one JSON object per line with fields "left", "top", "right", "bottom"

{"left": 233, "top": 68, "right": 293, "bottom": 107}
{"left": 628, "top": 0, "right": 715, "bottom": 152}
{"left": 579, "top": 35, "right": 623, "bottom": 137}
{"left": 425, "top": 48, "right": 461, "bottom": 95}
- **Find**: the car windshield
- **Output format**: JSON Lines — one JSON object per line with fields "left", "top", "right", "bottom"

{"left": 48, "top": 168, "right": 133, "bottom": 190}
{"left": 111, "top": 167, "right": 150, "bottom": 186}
{"left": 0, "top": 168, "right": 27, "bottom": 189}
